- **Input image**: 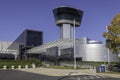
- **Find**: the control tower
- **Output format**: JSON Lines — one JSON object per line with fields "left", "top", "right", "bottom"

{"left": 53, "top": 6, "right": 83, "bottom": 39}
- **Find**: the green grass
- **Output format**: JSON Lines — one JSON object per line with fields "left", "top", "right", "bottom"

{"left": 77, "top": 61, "right": 118, "bottom": 66}
{"left": 104, "top": 71, "right": 120, "bottom": 74}
{"left": 47, "top": 65, "right": 74, "bottom": 69}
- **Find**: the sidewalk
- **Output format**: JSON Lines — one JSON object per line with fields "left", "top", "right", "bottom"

{"left": 19, "top": 67, "right": 89, "bottom": 76}
{"left": 18, "top": 67, "right": 120, "bottom": 78}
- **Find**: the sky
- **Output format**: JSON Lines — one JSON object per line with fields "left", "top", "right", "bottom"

{"left": 0, "top": 0, "right": 120, "bottom": 43}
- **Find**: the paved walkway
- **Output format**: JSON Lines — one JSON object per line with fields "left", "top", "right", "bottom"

{"left": 19, "top": 67, "right": 95, "bottom": 76}
{"left": 18, "top": 67, "right": 120, "bottom": 78}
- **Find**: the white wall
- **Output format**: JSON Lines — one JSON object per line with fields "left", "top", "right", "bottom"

{"left": 0, "top": 41, "right": 18, "bottom": 54}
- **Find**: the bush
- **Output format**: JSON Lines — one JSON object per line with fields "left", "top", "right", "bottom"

{"left": 0, "top": 59, "right": 41, "bottom": 69}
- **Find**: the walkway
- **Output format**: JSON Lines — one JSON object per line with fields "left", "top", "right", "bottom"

{"left": 19, "top": 67, "right": 120, "bottom": 78}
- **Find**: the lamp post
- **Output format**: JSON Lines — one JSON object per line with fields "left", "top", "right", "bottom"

{"left": 73, "top": 19, "right": 76, "bottom": 69}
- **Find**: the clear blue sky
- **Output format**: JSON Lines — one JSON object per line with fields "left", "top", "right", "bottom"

{"left": 0, "top": 0, "right": 120, "bottom": 43}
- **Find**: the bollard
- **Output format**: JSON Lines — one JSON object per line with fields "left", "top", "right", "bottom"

{"left": 18, "top": 65, "right": 21, "bottom": 69}
{"left": 3, "top": 65, "right": 7, "bottom": 69}
{"left": 25, "top": 65, "right": 28, "bottom": 69}
{"left": 32, "top": 63, "right": 36, "bottom": 69}
{"left": 11, "top": 65, "right": 15, "bottom": 69}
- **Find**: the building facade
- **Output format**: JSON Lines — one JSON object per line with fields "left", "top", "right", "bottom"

{"left": 1, "top": 6, "right": 118, "bottom": 65}
{"left": 8, "top": 29, "right": 43, "bottom": 60}
{"left": 0, "top": 41, "right": 17, "bottom": 59}
{"left": 27, "top": 37, "right": 119, "bottom": 65}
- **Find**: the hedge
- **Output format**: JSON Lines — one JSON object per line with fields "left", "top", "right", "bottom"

{"left": 0, "top": 59, "right": 41, "bottom": 69}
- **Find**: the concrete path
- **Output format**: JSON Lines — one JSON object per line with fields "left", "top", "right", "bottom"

{"left": 19, "top": 67, "right": 95, "bottom": 76}
{"left": 18, "top": 67, "right": 120, "bottom": 78}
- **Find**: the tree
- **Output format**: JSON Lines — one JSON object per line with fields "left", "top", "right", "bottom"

{"left": 103, "top": 14, "right": 120, "bottom": 54}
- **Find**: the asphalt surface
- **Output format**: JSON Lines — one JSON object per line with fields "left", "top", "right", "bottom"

{"left": 58, "top": 75, "right": 120, "bottom": 80}
{"left": 0, "top": 70, "right": 60, "bottom": 80}
{"left": 0, "top": 70, "right": 120, "bottom": 80}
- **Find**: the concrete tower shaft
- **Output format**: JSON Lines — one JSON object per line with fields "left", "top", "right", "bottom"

{"left": 53, "top": 6, "right": 83, "bottom": 39}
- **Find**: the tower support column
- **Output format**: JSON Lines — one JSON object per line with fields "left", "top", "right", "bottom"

{"left": 60, "top": 24, "right": 73, "bottom": 39}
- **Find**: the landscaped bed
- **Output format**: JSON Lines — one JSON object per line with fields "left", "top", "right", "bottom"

{"left": 0, "top": 59, "right": 41, "bottom": 69}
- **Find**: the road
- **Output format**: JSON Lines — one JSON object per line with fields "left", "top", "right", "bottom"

{"left": 0, "top": 70, "right": 59, "bottom": 80}
{"left": 0, "top": 70, "right": 120, "bottom": 80}
{"left": 58, "top": 75, "right": 120, "bottom": 80}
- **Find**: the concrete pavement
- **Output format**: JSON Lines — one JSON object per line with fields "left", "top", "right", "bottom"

{"left": 19, "top": 67, "right": 94, "bottom": 76}
{"left": 18, "top": 67, "right": 120, "bottom": 78}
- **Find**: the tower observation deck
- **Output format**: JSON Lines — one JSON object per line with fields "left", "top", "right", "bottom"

{"left": 53, "top": 6, "right": 83, "bottom": 39}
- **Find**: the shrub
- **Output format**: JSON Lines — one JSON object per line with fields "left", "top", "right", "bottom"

{"left": 0, "top": 59, "right": 41, "bottom": 69}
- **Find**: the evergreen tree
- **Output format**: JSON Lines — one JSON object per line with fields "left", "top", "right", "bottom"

{"left": 103, "top": 14, "right": 120, "bottom": 54}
